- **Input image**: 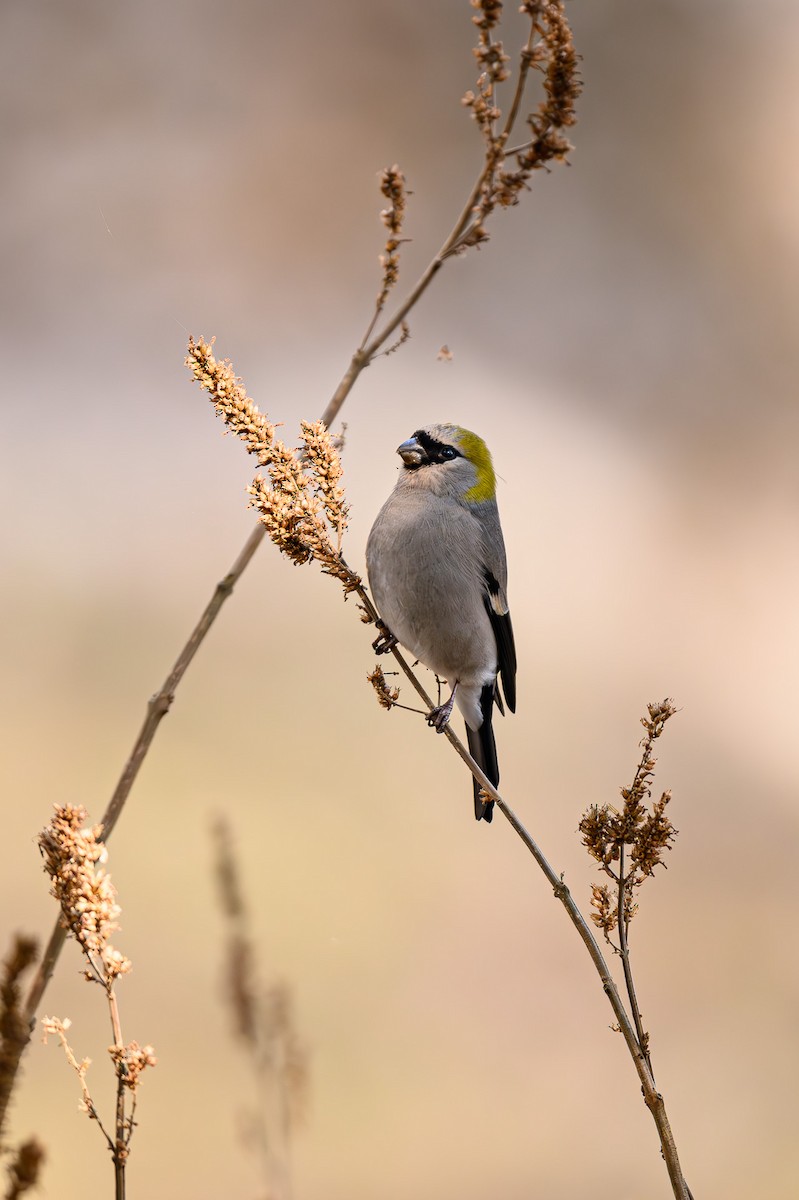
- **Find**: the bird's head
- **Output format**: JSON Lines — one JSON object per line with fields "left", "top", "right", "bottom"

{"left": 395, "top": 424, "right": 496, "bottom": 504}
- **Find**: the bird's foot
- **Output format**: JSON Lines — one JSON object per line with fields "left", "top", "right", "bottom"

{"left": 372, "top": 624, "right": 398, "bottom": 655}
{"left": 427, "top": 684, "right": 458, "bottom": 734}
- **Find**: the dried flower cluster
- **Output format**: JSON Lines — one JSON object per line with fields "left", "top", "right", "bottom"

{"left": 186, "top": 338, "right": 360, "bottom": 591}
{"left": 108, "top": 1041, "right": 158, "bottom": 1091}
{"left": 460, "top": 0, "right": 581, "bottom": 248}
{"left": 38, "top": 806, "right": 155, "bottom": 1184}
{"left": 38, "top": 805, "right": 130, "bottom": 987}
{"left": 378, "top": 165, "right": 408, "bottom": 298}
{"left": 185, "top": 335, "right": 275, "bottom": 464}
{"left": 471, "top": 1, "right": 511, "bottom": 86}
{"left": 580, "top": 701, "right": 678, "bottom": 941}
{"left": 505, "top": 3, "right": 580, "bottom": 183}
{"left": 367, "top": 665, "right": 400, "bottom": 711}
{"left": 300, "top": 419, "right": 349, "bottom": 550}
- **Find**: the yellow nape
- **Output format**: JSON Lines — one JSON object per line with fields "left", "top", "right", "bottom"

{"left": 455, "top": 427, "right": 496, "bottom": 503}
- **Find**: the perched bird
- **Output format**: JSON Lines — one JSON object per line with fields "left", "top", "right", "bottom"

{"left": 366, "top": 424, "right": 516, "bottom": 821}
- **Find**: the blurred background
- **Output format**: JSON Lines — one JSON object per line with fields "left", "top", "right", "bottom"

{"left": 2, "top": 0, "right": 798, "bottom": 1196}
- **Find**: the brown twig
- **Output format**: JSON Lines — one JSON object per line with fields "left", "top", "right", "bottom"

{"left": 617, "top": 842, "right": 654, "bottom": 1079}
{"left": 366, "top": 627, "right": 689, "bottom": 1196}
{"left": 0, "top": 533, "right": 263, "bottom": 1134}
{"left": 357, "top": 588, "right": 689, "bottom": 1198}
{"left": 428, "top": 717, "right": 689, "bottom": 1200}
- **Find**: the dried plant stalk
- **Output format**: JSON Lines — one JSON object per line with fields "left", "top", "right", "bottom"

{"left": 213, "top": 818, "right": 308, "bottom": 1200}
{"left": 579, "top": 702, "right": 679, "bottom": 1080}
{"left": 0, "top": 937, "right": 38, "bottom": 1144}
{"left": 38, "top": 806, "right": 156, "bottom": 1200}
{"left": 0, "top": 940, "right": 44, "bottom": 1200}
{"left": 3, "top": 1138, "right": 45, "bottom": 1200}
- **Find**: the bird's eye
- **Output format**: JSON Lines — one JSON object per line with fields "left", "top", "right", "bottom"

{"left": 440, "top": 446, "right": 457, "bottom": 460}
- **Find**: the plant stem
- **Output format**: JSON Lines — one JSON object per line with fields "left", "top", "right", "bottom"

{"left": 363, "top": 591, "right": 691, "bottom": 1200}
{"left": 0, "top": 526, "right": 267, "bottom": 1135}
{"left": 617, "top": 843, "right": 654, "bottom": 1080}
{"left": 453, "top": 744, "right": 690, "bottom": 1200}
{"left": 108, "top": 983, "right": 127, "bottom": 1199}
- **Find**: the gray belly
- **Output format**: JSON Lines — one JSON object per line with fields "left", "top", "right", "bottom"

{"left": 366, "top": 498, "right": 496, "bottom": 688}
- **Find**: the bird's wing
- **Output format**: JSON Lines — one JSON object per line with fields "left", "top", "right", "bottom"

{"left": 476, "top": 501, "right": 516, "bottom": 712}
{"left": 483, "top": 568, "right": 516, "bottom": 713}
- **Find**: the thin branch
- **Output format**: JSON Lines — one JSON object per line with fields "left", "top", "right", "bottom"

{"left": 617, "top": 843, "right": 654, "bottom": 1080}
{"left": 362, "top": 588, "right": 690, "bottom": 1200}
{"left": 0, "top": 525, "right": 266, "bottom": 1135}
{"left": 441, "top": 732, "right": 689, "bottom": 1200}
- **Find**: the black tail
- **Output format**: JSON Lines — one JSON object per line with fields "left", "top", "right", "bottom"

{"left": 466, "top": 684, "right": 499, "bottom": 822}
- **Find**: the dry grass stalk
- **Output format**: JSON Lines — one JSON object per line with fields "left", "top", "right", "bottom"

{"left": 3, "top": 1138, "right": 45, "bottom": 1200}
{"left": 213, "top": 818, "right": 308, "bottom": 1200}
{"left": 455, "top": 0, "right": 581, "bottom": 250}
{"left": 367, "top": 666, "right": 400, "bottom": 711}
{"left": 0, "top": 939, "right": 45, "bottom": 1200}
{"left": 0, "top": 937, "right": 38, "bottom": 1144}
{"left": 580, "top": 701, "right": 678, "bottom": 942}
{"left": 322, "top": 0, "right": 580, "bottom": 429}
{"left": 186, "top": 338, "right": 360, "bottom": 593}
{"left": 38, "top": 805, "right": 155, "bottom": 1199}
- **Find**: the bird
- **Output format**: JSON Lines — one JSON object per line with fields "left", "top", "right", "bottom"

{"left": 366, "top": 424, "right": 516, "bottom": 822}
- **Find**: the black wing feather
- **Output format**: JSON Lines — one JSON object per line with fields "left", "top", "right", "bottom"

{"left": 483, "top": 569, "right": 517, "bottom": 713}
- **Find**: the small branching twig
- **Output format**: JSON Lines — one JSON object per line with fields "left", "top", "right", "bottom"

{"left": 322, "top": 0, "right": 580, "bottom": 430}
{"left": 213, "top": 818, "right": 308, "bottom": 1200}
{"left": 360, "top": 165, "right": 409, "bottom": 350}
{"left": 580, "top": 702, "right": 679, "bottom": 1078}
{"left": 38, "top": 806, "right": 156, "bottom": 1200}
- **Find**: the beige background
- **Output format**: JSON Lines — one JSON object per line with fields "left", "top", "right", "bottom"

{"left": 3, "top": 1, "right": 798, "bottom": 1197}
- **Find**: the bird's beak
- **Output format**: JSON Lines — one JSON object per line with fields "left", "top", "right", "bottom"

{"left": 397, "top": 436, "right": 425, "bottom": 465}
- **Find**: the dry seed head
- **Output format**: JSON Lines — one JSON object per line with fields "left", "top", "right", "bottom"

{"left": 300, "top": 420, "right": 349, "bottom": 538}
{"left": 38, "top": 805, "right": 130, "bottom": 984}
{"left": 379, "top": 165, "right": 407, "bottom": 235}
{"left": 367, "top": 666, "right": 400, "bottom": 711}
{"left": 474, "top": 39, "right": 511, "bottom": 84}
{"left": 185, "top": 336, "right": 276, "bottom": 465}
{"left": 4, "top": 1137, "right": 46, "bottom": 1199}
{"left": 630, "top": 791, "right": 677, "bottom": 878}
{"left": 471, "top": 0, "right": 503, "bottom": 31}
{"left": 589, "top": 883, "right": 616, "bottom": 938}
{"left": 108, "top": 1041, "right": 157, "bottom": 1091}
{"left": 374, "top": 165, "right": 409, "bottom": 310}
{"left": 1, "top": 934, "right": 39, "bottom": 1102}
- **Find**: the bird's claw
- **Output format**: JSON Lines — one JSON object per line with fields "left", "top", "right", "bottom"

{"left": 372, "top": 625, "right": 398, "bottom": 655}
{"left": 427, "top": 696, "right": 455, "bottom": 733}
